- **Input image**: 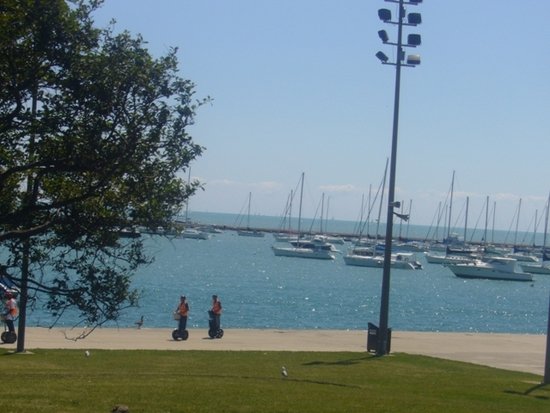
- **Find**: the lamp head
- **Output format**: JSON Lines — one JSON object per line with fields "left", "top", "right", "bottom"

{"left": 376, "top": 51, "right": 389, "bottom": 63}
{"left": 407, "top": 13, "right": 422, "bottom": 25}
{"left": 406, "top": 54, "right": 421, "bottom": 65}
{"left": 378, "top": 30, "right": 389, "bottom": 43}
{"left": 378, "top": 8, "right": 392, "bottom": 22}
{"left": 407, "top": 34, "right": 421, "bottom": 47}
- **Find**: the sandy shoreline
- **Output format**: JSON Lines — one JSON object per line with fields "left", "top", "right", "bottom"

{"left": 2, "top": 327, "right": 546, "bottom": 376}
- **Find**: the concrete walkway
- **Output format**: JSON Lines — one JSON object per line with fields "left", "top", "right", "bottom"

{"left": 3, "top": 328, "right": 546, "bottom": 376}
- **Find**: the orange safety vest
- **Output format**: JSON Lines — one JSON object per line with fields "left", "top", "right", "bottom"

{"left": 6, "top": 298, "right": 17, "bottom": 318}
{"left": 211, "top": 300, "right": 222, "bottom": 315}
{"left": 178, "top": 302, "right": 189, "bottom": 317}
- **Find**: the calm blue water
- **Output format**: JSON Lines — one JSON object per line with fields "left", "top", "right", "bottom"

{"left": 28, "top": 212, "right": 550, "bottom": 334}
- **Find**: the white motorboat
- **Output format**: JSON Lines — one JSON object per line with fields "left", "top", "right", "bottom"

{"left": 344, "top": 249, "right": 422, "bottom": 270}
{"left": 272, "top": 238, "right": 336, "bottom": 260}
{"left": 237, "top": 229, "right": 265, "bottom": 237}
{"left": 520, "top": 262, "right": 550, "bottom": 275}
{"left": 447, "top": 256, "right": 533, "bottom": 282}
{"left": 506, "top": 252, "right": 539, "bottom": 263}
{"left": 425, "top": 253, "right": 476, "bottom": 265}
{"left": 180, "top": 228, "right": 209, "bottom": 240}
{"left": 273, "top": 233, "right": 298, "bottom": 242}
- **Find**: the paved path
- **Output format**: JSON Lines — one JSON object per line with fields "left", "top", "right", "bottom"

{"left": 2, "top": 328, "right": 546, "bottom": 376}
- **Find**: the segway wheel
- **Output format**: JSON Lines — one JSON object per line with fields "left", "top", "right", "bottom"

{"left": 215, "top": 328, "right": 224, "bottom": 339}
{"left": 172, "top": 329, "right": 181, "bottom": 341}
{"left": 1, "top": 331, "right": 17, "bottom": 344}
{"left": 180, "top": 329, "right": 189, "bottom": 341}
{"left": 208, "top": 329, "right": 216, "bottom": 339}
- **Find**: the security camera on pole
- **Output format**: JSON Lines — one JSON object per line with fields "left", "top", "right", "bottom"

{"left": 373, "top": 0, "right": 423, "bottom": 356}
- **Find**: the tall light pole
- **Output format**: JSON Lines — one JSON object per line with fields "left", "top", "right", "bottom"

{"left": 375, "top": 0, "right": 423, "bottom": 356}
{"left": 544, "top": 292, "right": 550, "bottom": 384}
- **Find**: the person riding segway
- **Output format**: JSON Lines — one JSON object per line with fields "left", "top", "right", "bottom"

{"left": 172, "top": 295, "right": 189, "bottom": 341}
{"left": 208, "top": 294, "right": 223, "bottom": 339}
{"left": 1, "top": 290, "right": 18, "bottom": 344}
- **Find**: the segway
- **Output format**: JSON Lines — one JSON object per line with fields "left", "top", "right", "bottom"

{"left": 1, "top": 317, "right": 17, "bottom": 344}
{"left": 208, "top": 310, "right": 223, "bottom": 339}
{"left": 171, "top": 312, "right": 189, "bottom": 341}
{"left": 172, "top": 328, "right": 189, "bottom": 341}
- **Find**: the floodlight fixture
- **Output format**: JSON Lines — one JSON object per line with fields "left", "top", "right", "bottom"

{"left": 407, "top": 34, "right": 421, "bottom": 46}
{"left": 378, "top": 8, "right": 392, "bottom": 22}
{"left": 378, "top": 30, "right": 389, "bottom": 43}
{"left": 406, "top": 54, "right": 421, "bottom": 65}
{"left": 407, "top": 13, "right": 422, "bottom": 25}
{"left": 376, "top": 51, "right": 389, "bottom": 63}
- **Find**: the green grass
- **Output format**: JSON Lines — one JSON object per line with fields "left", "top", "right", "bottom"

{"left": 1, "top": 349, "right": 548, "bottom": 413}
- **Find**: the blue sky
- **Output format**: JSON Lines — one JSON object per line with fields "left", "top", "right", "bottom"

{"left": 93, "top": 1, "right": 550, "bottom": 232}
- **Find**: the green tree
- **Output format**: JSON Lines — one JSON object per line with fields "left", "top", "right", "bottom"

{"left": 0, "top": 0, "right": 205, "bottom": 351}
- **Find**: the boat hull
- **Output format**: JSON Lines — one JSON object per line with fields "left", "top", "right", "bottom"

{"left": 447, "top": 263, "right": 533, "bottom": 282}
{"left": 425, "top": 254, "right": 475, "bottom": 265}
{"left": 520, "top": 264, "right": 550, "bottom": 275}
{"left": 180, "top": 230, "right": 209, "bottom": 240}
{"left": 237, "top": 230, "right": 265, "bottom": 237}
{"left": 272, "top": 246, "right": 335, "bottom": 260}
{"left": 343, "top": 254, "right": 421, "bottom": 270}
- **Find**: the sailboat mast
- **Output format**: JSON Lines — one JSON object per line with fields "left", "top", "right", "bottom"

{"left": 320, "top": 193, "right": 325, "bottom": 234}
{"left": 492, "top": 201, "right": 496, "bottom": 244}
{"left": 325, "top": 196, "right": 331, "bottom": 233}
{"left": 406, "top": 199, "right": 412, "bottom": 239}
{"left": 297, "top": 172, "right": 304, "bottom": 239}
{"left": 533, "top": 209, "right": 538, "bottom": 247}
{"left": 483, "top": 195, "right": 489, "bottom": 245}
{"left": 514, "top": 198, "right": 522, "bottom": 246}
{"left": 246, "top": 192, "right": 252, "bottom": 229}
{"left": 464, "top": 196, "right": 469, "bottom": 243}
{"left": 543, "top": 192, "right": 550, "bottom": 252}
{"left": 367, "top": 185, "right": 372, "bottom": 237}
{"left": 288, "top": 190, "right": 293, "bottom": 232}
{"left": 447, "top": 170, "right": 455, "bottom": 240}
{"left": 377, "top": 159, "right": 389, "bottom": 239}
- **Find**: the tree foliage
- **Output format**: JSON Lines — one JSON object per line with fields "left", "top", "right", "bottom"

{"left": 0, "top": 0, "right": 205, "bottom": 347}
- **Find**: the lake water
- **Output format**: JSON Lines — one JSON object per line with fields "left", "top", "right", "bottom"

{"left": 28, "top": 212, "right": 550, "bottom": 334}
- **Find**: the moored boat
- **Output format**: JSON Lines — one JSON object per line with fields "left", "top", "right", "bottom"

{"left": 272, "top": 237, "right": 336, "bottom": 260}
{"left": 344, "top": 249, "right": 422, "bottom": 270}
{"left": 271, "top": 173, "right": 335, "bottom": 260}
{"left": 425, "top": 253, "right": 476, "bottom": 265}
{"left": 520, "top": 262, "right": 550, "bottom": 275}
{"left": 447, "top": 256, "right": 533, "bottom": 282}
{"left": 237, "top": 229, "right": 265, "bottom": 237}
{"left": 180, "top": 228, "right": 210, "bottom": 240}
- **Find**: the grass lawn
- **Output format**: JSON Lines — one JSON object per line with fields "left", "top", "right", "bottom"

{"left": 1, "top": 348, "right": 548, "bottom": 413}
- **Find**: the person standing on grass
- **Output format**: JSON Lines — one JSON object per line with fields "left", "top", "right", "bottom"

{"left": 176, "top": 295, "right": 189, "bottom": 332}
{"left": 210, "top": 294, "right": 222, "bottom": 331}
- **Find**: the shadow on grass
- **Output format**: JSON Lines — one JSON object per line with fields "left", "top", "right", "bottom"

{"left": 189, "top": 373, "right": 362, "bottom": 389}
{"left": 503, "top": 382, "right": 549, "bottom": 400}
{"left": 302, "top": 354, "right": 375, "bottom": 366}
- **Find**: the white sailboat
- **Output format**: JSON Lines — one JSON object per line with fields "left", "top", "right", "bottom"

{"left": 521, "top": 192, "right": 550, "bottom": 275}
{"left": 237, "top": 192, "right": 265, "bottom": 237}
{"left": 272, "top": 173, "right": 336, "bottom": 260}
{"left": 179, "top": 167, "right": 210, "bottom": 240}
{"left": 343, "top": 160, "right": 420, "bottom": 270}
